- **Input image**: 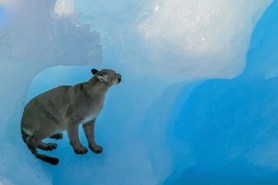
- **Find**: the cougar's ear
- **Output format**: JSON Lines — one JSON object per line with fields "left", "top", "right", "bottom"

{"left": 96, "top": 74, "right": 107, "bottom": 83}
{"left": 91, "top": 69, "right": 99, "bottom": 75}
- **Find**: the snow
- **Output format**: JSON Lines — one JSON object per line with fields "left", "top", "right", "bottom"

{"left": 0, "top": 0, "right": 276, "bottom": 184}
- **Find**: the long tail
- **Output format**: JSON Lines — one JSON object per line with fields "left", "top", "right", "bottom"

{"left": 21, "top": 128, "right": 59, "bottom": 165}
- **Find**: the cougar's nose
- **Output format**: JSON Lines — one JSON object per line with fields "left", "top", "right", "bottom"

{"left": 116, "top": 73, "right": 122, "bottom": 83}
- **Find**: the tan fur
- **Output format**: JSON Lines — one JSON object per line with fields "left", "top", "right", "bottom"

{"left": 21, "top": 69, "right": 121, "bottom": 165}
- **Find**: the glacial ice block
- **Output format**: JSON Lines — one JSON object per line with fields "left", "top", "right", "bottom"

{"left": 0, "top": 0, "right": 275, "bottom": 185}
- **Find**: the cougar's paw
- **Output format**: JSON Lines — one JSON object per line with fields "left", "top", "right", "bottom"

{"left": 89, "top": 144, "right": 103, "bottom": 154}
{"left": 48, "top": 157, "right": 59, "bottom": 165}
{"left": 46, "top": 143, "right": 57, "bottom": 151}
{"left": 73, "top": 145, "right": 88, "bottom": 155}
{"left": 50, "top": 133, "right": 63, "bottom": 140}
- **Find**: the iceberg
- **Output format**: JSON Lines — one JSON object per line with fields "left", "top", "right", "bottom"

{"left": 0, "top": 0, "right": 277, "bottom": 184}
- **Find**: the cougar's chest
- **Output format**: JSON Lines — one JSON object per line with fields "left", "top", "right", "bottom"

{"left": 81, "top": 101, "right": 103, "bottom": 123}
{"left": 82, "top": 113, "right": 97, "bottom": 123}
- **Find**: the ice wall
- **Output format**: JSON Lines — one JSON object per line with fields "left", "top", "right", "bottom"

{"left": 0, "top": 0, "right": 275, "bottom": 185}
{"left": 166, "top": 1, "right": 278, "bottom": 184}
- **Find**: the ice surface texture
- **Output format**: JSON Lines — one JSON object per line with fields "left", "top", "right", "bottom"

{"left": 166, "top": 1, "right": 278, "bottom": 184}
{"left": 0, "top": 0, "right": 277, "bottom": 185}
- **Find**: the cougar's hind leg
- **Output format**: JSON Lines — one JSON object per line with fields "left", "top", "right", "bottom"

{"left": 26, "top": 134, "right": 57, "bottom": 151}
{"left": 22, "top": 129, "right": 59, "bottom": 165}
{"left": 27, "top": 141, "right": 59, "bottom": 165}
{"left": 50, "top": 133, "right": 63, "bottom": 140}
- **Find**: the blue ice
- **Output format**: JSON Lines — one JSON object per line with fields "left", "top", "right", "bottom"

{"left": 166, "top": 2, "right": 278, "bottom": 184}
{"left": 0, "top": 0, "right": 277, "bottom": 185}
{"left": 0, "top": 6, "right": 5, "bottom": 25}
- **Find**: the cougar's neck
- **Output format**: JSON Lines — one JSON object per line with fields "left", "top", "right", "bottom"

{"left": 86, "top": 78, "right": 110, "bottom": 95}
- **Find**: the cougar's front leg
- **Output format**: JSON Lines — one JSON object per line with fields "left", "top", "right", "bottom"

{"left": 82, "top": 119, "right": 103, "bottom": 154}
{"left": 66, "top": 118, "right": 88, "bottom": 154}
